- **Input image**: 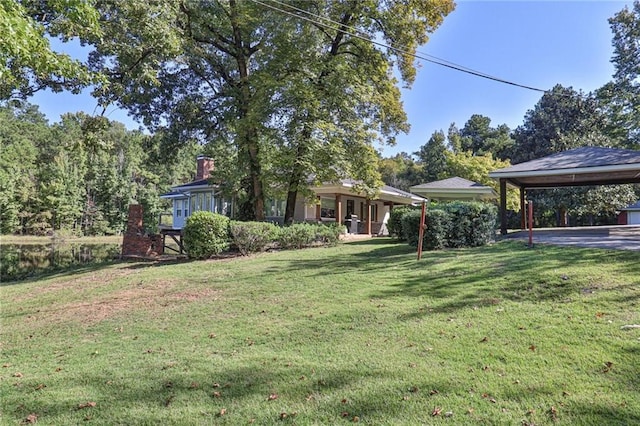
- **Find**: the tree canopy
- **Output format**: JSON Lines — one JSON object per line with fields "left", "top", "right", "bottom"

{"left": 0, "top": 0, "right": 101, "bottom": 99}
{"left": 85, "top": 0, "right": 455, "bottom": 222}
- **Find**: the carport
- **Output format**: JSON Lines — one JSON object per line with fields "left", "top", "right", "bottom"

{"left": 489, "top": 147, "right": 640, "bottom": 235}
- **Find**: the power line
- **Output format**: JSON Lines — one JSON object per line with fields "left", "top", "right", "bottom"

{"left": 251, "top": 0, "right": 547, "bottom": 93}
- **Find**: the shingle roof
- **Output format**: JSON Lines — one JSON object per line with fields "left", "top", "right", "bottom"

{"left": 492, "top": 146, "right": 640, "bottom": 174}
{"left": 411, "top": 177, "right": 490, "bottom": 190}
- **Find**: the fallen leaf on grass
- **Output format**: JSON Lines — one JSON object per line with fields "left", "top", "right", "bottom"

{"left": 267, "top": 393, "right": 278, "bottom": 401}
{"left": 77, "top": 402, "right": 97, "bottom": 410}
{"left": 432, "top": 407, "right": 442, "bottom": 416}
{"left": 352, "top": 416, "right": 359, "bottom": 422}
{"left": 23, "top": 413, "right": 38, "bottom": 424}
{"left": 550, "top": 406, "right": 558, "bottom": 421}
{"left": 341, "top": 398, "right": 348, "bottom": 404}
{"left": 218, "top": 408, "right": 227, "bottom": 417}
{"left": 213, "top": 391, "right": 221, "bottom": 398}
{"left": 164, "top": 395, "right": 174, "bottom": 406}
{"left": 430, "top": 389, "right": 439, "bottom": 395}
{"left": 480, "top": 336, "right": 489, "bottom": 343}
{"left": 529, "top": 345, "right": 536, "bottom": 352}
{"left": 342, "top": 412, "right": 349, "bottom": 418}
{"left": 602, "top": 361, "right": 614, "bottom": 373}
{"left": 409, "top": 386, "right": 419, "bottom": 393}
{"left": 35, "top": 384, "right": 46, "bottom": 390}
{"left": 595, "top": 312, "right": 605, "bottom": 319}
{"left": 13, "top": 372, "right": 23, "bottom": 378}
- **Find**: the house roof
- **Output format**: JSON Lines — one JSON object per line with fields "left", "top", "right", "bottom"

{"left": 311, "top": 179, "right": 425, "bottom": 204}
{"left": 489, "top": 146, "right": 640, "bottom": 188}
{"left": 622, "top": 201, "right": 640, "bottom": 211}
{"left": 410, "top": 177, "right": 497, "bottom": 201}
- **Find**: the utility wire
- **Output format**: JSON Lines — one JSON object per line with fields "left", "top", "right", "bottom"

{"left": 251, "top": 0, "right": 547, "bottom": 93}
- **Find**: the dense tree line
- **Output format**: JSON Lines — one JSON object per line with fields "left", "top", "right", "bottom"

{"left": 0, "top": 102, "right": 198, "bottom": 235}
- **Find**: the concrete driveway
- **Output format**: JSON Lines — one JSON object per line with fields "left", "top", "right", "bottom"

{"left": 500, "top": 225, "right": 640, "bottom": 251}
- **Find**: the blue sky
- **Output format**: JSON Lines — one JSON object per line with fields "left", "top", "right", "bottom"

{"left": 30, "top": 1, "right": 633, "bottom": 158}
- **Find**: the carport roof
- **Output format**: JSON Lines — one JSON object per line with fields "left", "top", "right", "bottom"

{"left": 489, "top": 146, "right": 640, "bottom": 188}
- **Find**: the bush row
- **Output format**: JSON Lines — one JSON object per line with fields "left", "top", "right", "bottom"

{"left": 393, "top": 201, "right": 497, "bottom": 250}
{"left": 183, "top": 212, "right": 344, "bottom": 259}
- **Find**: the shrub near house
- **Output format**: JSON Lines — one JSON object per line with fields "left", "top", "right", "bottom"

{"left": 184, "top": 212, "right": 344, "bottom": 259}
{"left": 183, "top": 212, "right": 230, "bottom": 259}
{"left": 401, "top": 201, "right": 497, "bottom": 250}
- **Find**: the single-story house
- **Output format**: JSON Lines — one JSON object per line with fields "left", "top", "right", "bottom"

{"left": 618, "top": 201, "right": 640, "bottom": 225}
{"left": 410, "top": 177, "right": 497, "bottom": 202}
{"left": 160, "top": 156, "right": 425, "bottom": 234}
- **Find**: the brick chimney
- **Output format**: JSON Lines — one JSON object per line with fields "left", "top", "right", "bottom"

{"left": 196, "top": 155, "right": 214, "bottom": 180}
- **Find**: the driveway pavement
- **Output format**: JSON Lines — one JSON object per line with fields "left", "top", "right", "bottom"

{"left": 500, "top": 225, "right": 640, "bottom": 251}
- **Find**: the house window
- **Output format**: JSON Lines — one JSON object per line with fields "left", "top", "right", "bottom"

{"left": 320, "top": 198, "right": 335, "bottom": 218}
{"left": 176, "top": 201, "right": 182, "bottom": 217}
{"left": 371, "top": 204, "right": 378, "bottom": 222}
{"left": 265, "top": 199, "right": 286, "bottom": 217}
{"left": 205, "top": 192, "right": 212, "bottom": 211}
{"left": 183, "top": 199, "right": 189, "bottom": 217}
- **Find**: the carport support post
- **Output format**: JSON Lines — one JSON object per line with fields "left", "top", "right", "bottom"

{"left": 520, "top": 187, "right": 526, "bottom": 230}
{"left": 500, "top": 179, "right": 508, "bottom": 235}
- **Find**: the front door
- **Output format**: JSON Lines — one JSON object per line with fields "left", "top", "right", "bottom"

{"left": 173, "top": 199, "right": 187, "bottom": 229}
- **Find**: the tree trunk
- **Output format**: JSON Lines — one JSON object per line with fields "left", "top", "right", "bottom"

{"left": 231, "top": 0, "right": 264, "bottom": 221}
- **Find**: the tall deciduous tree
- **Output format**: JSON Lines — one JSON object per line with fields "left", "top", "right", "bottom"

{"left": 455, "top": 114, "right": 514, "bottom": 160}
{"left": 445, "top": 150, "right": 518, "bottom": 210}
{"left": 86, "top": 0, "right": 454, "bottom": 222}
{"left": 597, "top": 0, "right": 640, "bottom": 148}
{"left": 0, "top": 1, "right": 101, "bottom": 99}
{"left": 510, "top": 85, "right": 611, "bottom": 164}
{"left": 415, "top": 130, "right": 449, "bottom": 183}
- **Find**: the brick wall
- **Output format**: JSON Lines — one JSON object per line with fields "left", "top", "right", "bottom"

{"left": 121, "top": 204, "right": 164, "bottom": 257}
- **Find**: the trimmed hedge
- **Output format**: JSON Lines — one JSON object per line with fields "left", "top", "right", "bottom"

{"left": 230, "top": 221, "right": 279, "bottom": 255}
{"left": 183, "top": 211, "right": 230, "bottom": 259}
{"left": 387, "top": 205, "right": 418, "bottom": 240}
{"left": 401, "top": 201, "right": 497, "bottom": 250}
{"left": 277, "top": 222, "right": 343, "bottom": 250}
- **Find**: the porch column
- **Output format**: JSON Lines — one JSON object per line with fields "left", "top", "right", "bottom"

{"left": 366, "top": 200, "right": 372, "bottom": 235}
{"left": 336, "top": 194, "right": 342, "bottom": 225}
{"left": 315, "top": 195, "right": 321, "bottom": 221}
{"left": 520, "top": 187, "right": 526, "bottom": 230}
{"left": 500, "top": 179, "right": 507, "bottom": 235}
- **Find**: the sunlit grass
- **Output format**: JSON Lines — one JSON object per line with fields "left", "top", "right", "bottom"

{"left": 1, "top": 239, "right": 639, "bottom": 425}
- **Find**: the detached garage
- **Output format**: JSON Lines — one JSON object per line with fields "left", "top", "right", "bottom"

{"left": 619, "top": 201, "right": 640, "bottom": 225}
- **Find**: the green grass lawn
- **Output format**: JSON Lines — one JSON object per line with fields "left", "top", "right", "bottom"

{"left": 1, "top": 239, "right": 639, "bottom": 425}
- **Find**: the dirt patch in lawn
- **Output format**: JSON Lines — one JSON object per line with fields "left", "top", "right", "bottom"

{"left": 24, "top": 279, "right": 222, "bottom": 326}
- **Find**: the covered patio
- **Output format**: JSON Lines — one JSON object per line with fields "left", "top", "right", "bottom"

{"left": 489, "top": 147, "right": 640, "bottom": 234}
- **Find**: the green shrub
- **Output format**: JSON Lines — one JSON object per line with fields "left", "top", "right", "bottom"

{"left": 401, "top": 209, "right": 450, "bottom": 250}
{"left": 424, "top": 209, "right": 451, "bottom": 250}
{"left": 229, "top": 221, "right": 279, "bottom": 255}
{"left": 401, "top": 202, "right": 497, "bottom": 251}
{"left": 387, "top": 205, "right": 418, "bottom": 240}
{"left": 277, "top": 223, "right": 317, "bottom": 250}
{"left": 314, "top": 222, "right": 344, "bottom": 246}
{"left": 183, "top": 211, "right": 230, "bottom": 259}
{"left": 444, "top": 202, "right": 497, "bottom": 247}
